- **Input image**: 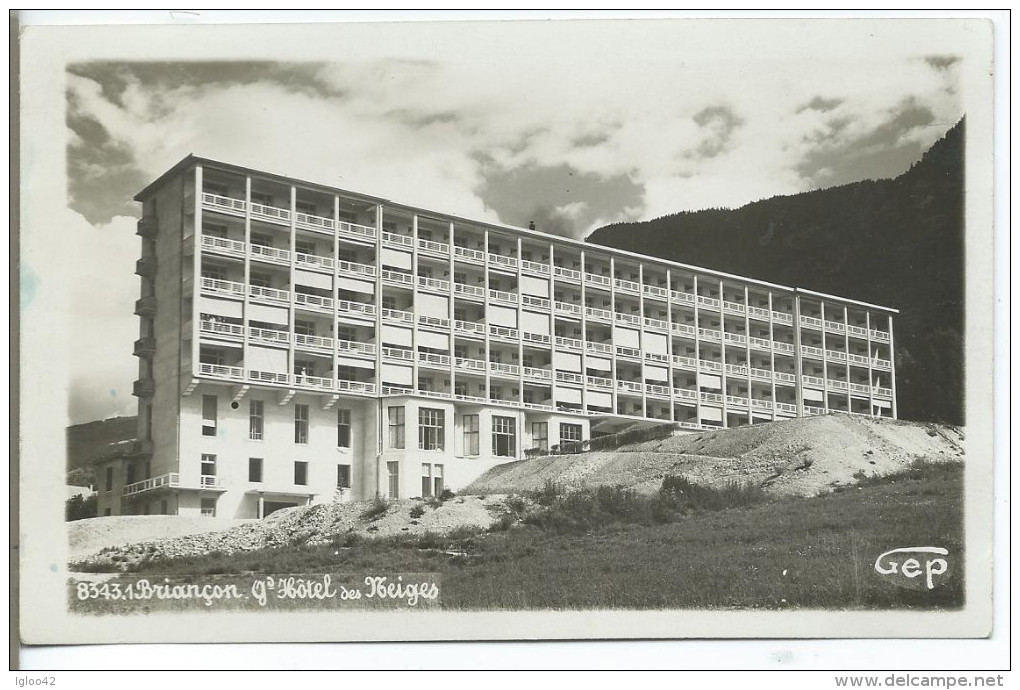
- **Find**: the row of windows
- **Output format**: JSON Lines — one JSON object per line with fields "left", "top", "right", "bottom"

{"left": 387, "top": 407, "right": 581, "bottom": 456}
{"left": 205, "top": 396, "right": 352, "bottom": 448}
{"left": 203, "top": 395, "right": 581, "bottom": 456}
{"left": 201, "top": 453, "right": 352, "bottom": 488}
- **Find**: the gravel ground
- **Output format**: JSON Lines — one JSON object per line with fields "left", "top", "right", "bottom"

{"left": 68, "top": 515, "right": 252, "bottom": 562}
{"left": 73, "top": 495, "right": 507, "bottom": 570}
{"left": 466, "top": 414, "right": 964, "bottom": 497}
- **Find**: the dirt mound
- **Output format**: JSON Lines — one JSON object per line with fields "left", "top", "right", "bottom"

{"left": 68, "top": 515, "right": 251, "bottom": 561}
{"left": 73, "top": 495, "right": 506, "bottom": 570}
{"left": 466, "top": 414, "right": 964, "bottom": 497}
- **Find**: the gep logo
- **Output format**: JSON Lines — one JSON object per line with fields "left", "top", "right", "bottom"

{"left": 874, "top": 546, "right": 952, "bottom": 591}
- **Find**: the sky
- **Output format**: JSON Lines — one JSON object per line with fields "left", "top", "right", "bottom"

{"left": 57, "top": 19, "right": 964, "bottom": 425}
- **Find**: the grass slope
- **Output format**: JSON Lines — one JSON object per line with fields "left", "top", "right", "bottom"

{"left": 92, "top": 462, "right": 962, "bottom": 610}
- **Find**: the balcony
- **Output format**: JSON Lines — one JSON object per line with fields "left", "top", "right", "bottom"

{"left": 250, "top": 284, "right": 290, "bottom": 305}
{"left": 453, "top": 245, "right": 485, "bottom": 263}
{"left": 584, "top": 272, "right": 612, "bottom": 289}
{"left": 337, "top": 260, "right": 376, "bottom": 279}
{"left": 295, "top": 252, "right": 334, "bottom": 272}
{"left": 201, "top": 234, "right": 246, "bottom": 259}
{"left": 672, "top": 355, "right": 696, "bottom": 370}
{"left": 135, "top": 256, "right": 156, "bottom": 277}
{"left": 870, "top": 330, "right": 891, "bottom": 342}
{"left": 250, "top": 201, "right": 291, "bottom": 225}
{"left": 672, "top": 323, "right": 696, "bottom": 337}
{"left": 697, "top": 295, "right": 721, "bottom": 309}
{"left": 825, "top": 320, "right": 847, "bottom": 334}
{"left": 670, "top": 290, "right": 696, "bottom": 305}
{"left": 643, "top": 317, "right": 668, "bottom": 332}
{"left": 617, "top": 380, "right": 642, "bottom": 394}
{"left": 200, "top": 277, "right": 245, "bottom": 299}
{"left": 699, "top": 359, "right": 722, "bottom": 372}
{"left": 800, "top": 315, "right": 823, "bottom": 330}
{"left": 489, "top": 362, "right": 520, "bottom": 377}
{"left": 521, "top": 294, "right": 550, "bottom": 310}
{"left": 201, "top": 192, "right": 246, "bottom": 217}
{"left": 294, "top": 333, "right": 334, "bottom": 352}
{"left": 294, "top": 292, "right": 334, "bottom": 313}
{"left": 488, "top": 253, "right": 518, "bottom": 271}
{"left": 295, "top": 211, "right": 336, "bottom": 235}
{"left": 726, "top": 395, "right": 748, "bottom": 409}
{"left": 249, "top": 326, "right": 289, "bottom": 345}
{"left": 455, "top": 357, "right": 486, "bottom": 373}
{"left": 381, "top": 269, "right": 413, "bottom": 286}
{"left": 614, "top": 278, "right": 641, "bottom": 294}
{"left": 586, "top": 375, "right": 613, "bottom": 390}
{"left": 134, "top": 295, "right": 156, "bottom": 316}
{"left": 419, "top": 352, "right": 451, "bottom": 368}
{"left": 616, "top": 345, "right": 641, "bottom": 360}
{"left": 489, "top": 324, "right": 519, "bottom": 341}
{"left": 643, "top": 284, "right": 668, "bottom": 300}
{"left": 555, "top": 301, "right": 582, "bottom": 317}
{"left": 647, "top": 384, "right": 670, "bottom": 398}
{"left": 132, "top": 378, "right": 154, "bottom": 397}
{"left": 337, "top": 299, "right": 376, "bottom": 319}
{"left": 417, "top": 238, "right": 450, "bottom": 256}
{"left": 199, "top": 319, "right": 244, "bottom": 341}
{"left": 523, "top": 366, "right": 552, "bottom": 381}
{"left": 771, "top": 311, "right": 794, "bottom": 325}
{"left": 586, "top": 341, "right": 613, "bottom": 356}
{"left": 723, "top": 332, "right": 747, "bottom": 346}
{"left": 723, "top": 300, "right": 746, "bottom": 316}
{"left": 250, "top": 243, "right": 291, "bottom": 265}
{"left": 673, "top": 388, "right": 697, "bottom": 402}
{"left": 418, "top": 276, "right": 450, "bottom": 293}
{"left": 585, "top": 306, "right": 612, "bottom": 323}
{"left": 136, "top": 216, "right": 157, "bottom": 238}
{"left": 454, "top": 283, "right": 485, "bottom": 300}
{"left": 774, "top": 341, "right": 795, "bottom": 354}
{"left": 522, "top": 331, "right": 551, "bottom": 346}
{"left": 488, "top": 289, "right": 518, "bottom": 306}
{"left": 338, "top": 220, "right": 377, "bottom": 243}
{"left": 553, "top": 266, "right": 581, "bottom": 281}
{"left": 133, "top": 337, "right": 156, "bottom": 357}
{"left": 697, "top": 328, "right": 721, "bottom": 342}
{"left": 454, "top": 320, "right": 486, "bottom": 337}
{"left": 198, "top": 363, "right": 245, "bottom": 381}
{"left": 801, "top": 345, "right": 824, "bottom": 359}
{"left": 748, "top": 305, "right": 770, "bottom": 320}
{"left": 122, "top": 472, "right": 225, "bottom": 498}
{"left": 418, "top": 314, "right": 450, "bottom": 330}
{"left": 555, "top": 335, "right": 581, "bottom": 350}
{"left": 614, "top": 312, "right": 642, "bottom": 328}
{"left": 337, "top": 339, "right": 376, "bottom": 357}
{"left": 382, "top": 346, "right": 414, "bottom": 362}
{"left": 520, "top": 259, "right": 550, "bottom": 276}
{"left": 382, "top": 231, "right": 414, "bottom": 249}
{"left": 555, "top": 371, "right": 583, "bottom": 385}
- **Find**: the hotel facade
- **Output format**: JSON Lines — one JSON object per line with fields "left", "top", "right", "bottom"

{"left": 96, "top": 156, "right": 898, "bottom": 518}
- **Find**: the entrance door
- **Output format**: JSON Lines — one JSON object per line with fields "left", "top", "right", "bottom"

{"left": 387, "top": 461, "right": 400, "bottom": 499}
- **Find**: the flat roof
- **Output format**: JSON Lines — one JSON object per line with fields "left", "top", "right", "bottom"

{"left": 136, "top": 154, "right": 898, "bottom": 314}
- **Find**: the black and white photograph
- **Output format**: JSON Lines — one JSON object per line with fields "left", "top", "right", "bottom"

{"left": 14, "top": 11, "right": 1002, "bottom": 664}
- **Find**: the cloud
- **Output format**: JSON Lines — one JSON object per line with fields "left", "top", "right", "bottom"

{"left": 797, "top": 96, "right": 844, "bottom": 113}
{"left": 924, "top": 55, "right": 961, "bottom": 71}
{"left": 689, "top": 105, "right": 744, "bottom": 159}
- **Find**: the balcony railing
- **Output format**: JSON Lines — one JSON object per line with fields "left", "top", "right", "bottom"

{"left": 337, "top": 300, "right": 376, "bottom": 318}
{"left": 826, "top": 349, "right": 848, "bottom": 362}
{"left": 295, "top": 252, "right": 334, "bottom": 272}
{"left": 524, "top": 366, "right": 552, "bottom": 381}
{"left": 874, "top": 386, "right": 893, "bottom": 398}
{"left": 489, "top": 324, "right": 519, "bottom": 340}
{"left": 697, "top": 295, "right": 720, "bottom": 309}
{"left": 847, "top": 324, "right": 868, "bottom": 338}
{"left": 489, "top": 362, "right": 520, "bottom": 376}
{"left": 248, "top": 324, "right": 293, "bottom": 342}
{"left": 748, "top": 306, "right": 770, "bottom": 320}
{"left": 381, "top": 269, "right": 413, "bottom": 285}
{"left": 800, "top": 315, "right": 823, "bottom": 329}
{"left": 455, "top": 357, "right": 486, "bottom": 372}
{"left": 585, "top": 306, "right": 612, "bottom": 322}
{"left": 725, "top": 363, "right": 748, "bottom": 377}
{"left": 870, "top": 330, "right": 891, "bottom": 342}
{"left": 700, "top": 391, "right": 722, "bottom": 404}
{"left": 673, "top": 388, "right": 697, "bottom": 401}
{"left": 488, "top": 253, "right": 518, "bottom": 270}
{"left": 801, "top": 345, "right": 824, "bottom": 359}
{"left": 295, "top": 333, "right": 333, "bottom": 351}
{"left": 616, "top": 345, "right": 641, "bottom": 360}
{"left": 198, "top": 363, "right": 244, "bottom": 381}
{"left": 335, "top": 379, "right": 377, "bottom": 394}
{"left": 723, "top": 332, "right": 747, "bottom": 346}
{"left": 520, "top": 259, "right": 550, "bottom": 275}
{"left": 201, "top": 235, "right": 246, "bottom": 257}
{"left": 199, "top": 320, "right": 244, "bottom": 339}
{"left": 521, "top": 294, "right": 550, "bottom": 310}
{"left": 670, "top": 290, "right": 696, "bottom": 304}
{"left": 249, "top": 284, "right": 290, "bottom": 304}
{"left": 123, "top": 472, "right": 221, "bottom": 497}
{"left": 771, "top": 311, "right": 794, "bottom": 324}
{"left": 647, "top": 384, "right": 670, "bottom": 398}
{"left": 489, "top": 289, "right": 518, "bottom": 305}
{"left": 617, "top": 380, "right": 642, "bottom": 394}
{"left": 775, "top": 371, "right": 796, "bottom": 384}
{"left": 417, "top": 238, "right": 450, "bottom": 255}
{"left": 699, "top": 359, "right": 722, "bottom": 372}
{"left": 381, "top": 307, "right": 413, "bottom": 324}
{"left": 249, "top": 370, "right": 291, "bottom": 385}
{"left": 672, "top": 323, "right": 696, "bottom": 337}
{"left": 338, "top": 221, "right": 377, "bottom": 241}
{"left": 556, "top": 371, "right": 583, "bottom": 385}
{"left": 698, "top": 328, "right": 721, "bottom": 342}
{"left": 748, "top": 336, "right": 772, "bottom": 351}
{"left": 383, "top": 347, "right": 414, "bottom": 361}
{"left": 454, "top": 320, "right": 485, "bottom": 336}
{"left": 825, "top": 320, "right": 846, "bottom": 334}
{"left": 672, "top": 355, "right": 696, "bottom": 370}
{"left": 202, "top": 193, "right": 246, "bottom": 215}
{"left": 418, "top": 314, "right": 450, "bottom": 329}
{"left": 555, "top": 301, "right": 582, "bottom": 316}
{"left": 250, "top": 202, "right": 290, "bottom": 224}
{"left": 522, "top": 331, "right": 551, "bottom": 345}
{"left": 337, "top": 260, "right": 376, "bottom": 278}
{"left": 643, "top": 285, "right": 669, "bottom": 300}
{"left": 723, "top": 300, "right": 746, "bottom": 315}
{"left": 295, "top": 211, "right": 335, "bottom": 234}
{"left": 776, "top": 402, "right": 797, "bottom": 413}
{"left": 453, "top": 245, "right": 485, "bottom": 263}
{"left": 614, "top": 278, "right": 641, "bottom": 293}
{"left": 250, "top": 244, "right": 290, "bottom": 264}
{"left": 586, "top": 375, "right": 613, "bottom": 389}
{"left": 553, "top": 266, "right": 581, "bottom": 281}
{"left": 615, "top": 312, "right": 642, "bottom": 327}
{"left": 418, "top": 276, "right": 450, "bottom": 292}
{"left": 555, "top": 335, "right": 581, "bottom": 350}
{"left": 643, "top": 317, "right": 668, "bottom": 332}
{"left": 294, "top": 292, "right": 333, "bottom": 312}
{"left": 382, "top": 231, "right": 414, "bottom": 248}
{"left": 454, "top": 283, "right": 485, "bottom": 299}
{"left": 774, "top": 341, "right": 795, "bottom": 354}
{"left": 584, "top": 272, "right": 612, "bottom": 288}
{"left": 726, "top": 395, "right": 748, "bottom": 408}
{"left": 419, "top": 352, "right": 451, "bottom": 367}
{"left": 586, "top": 341, "right": 613, "bottom": 355}
{"left": 337, "top": 339, "right": 376, "bottom": 356}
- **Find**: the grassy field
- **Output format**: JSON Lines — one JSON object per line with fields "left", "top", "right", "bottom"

{"left": 87, "top": 461, "right": 963, "bottom": 610}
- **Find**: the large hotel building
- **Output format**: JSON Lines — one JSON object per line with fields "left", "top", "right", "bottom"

{"left": 96, "top": 156, "right": 898, "bottom": 518}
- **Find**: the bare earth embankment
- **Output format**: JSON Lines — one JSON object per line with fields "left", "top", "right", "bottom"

{"left": 466, "top": 414, "right": 963, "bottom": 497}
{"left": 71, "top": 415, "right": 962, "bottom": 570}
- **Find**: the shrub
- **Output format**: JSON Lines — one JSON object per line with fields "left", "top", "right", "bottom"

{"left": 503, "top": 495, "right": 528, "bottom": 517}
{"left": 533, "top": 479, "right": 562, "bottom": 507}
{"left": 409, "top": 504, "right": 426, "bottom": 519}
{"left": 440, "top": 489, "right": 456, "bottom": 501}
{"left": 488, "top": 513, "right": 516, "bottom": 532}
{"left": 361, "top": 496, "right": 389, "bottom": 521}
{"left": 66, "top": 493, "right": 97, "bottom": 521}
{"left": 659, "top": 475, "right": 768, "bottom": 513}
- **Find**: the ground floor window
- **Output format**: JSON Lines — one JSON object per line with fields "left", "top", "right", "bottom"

{"left": 419, "top": 408, "right": 445, "bottom": 450}
{"left": 200, "top": 498, "right": 216, "bottom": 517}
{"left": 387, "top": 461, "right": 400, "bottom": 498}
{"left": 294, "top": 461, "right": 308, "bottom": 486}
{"left": 463, "top": 414, "right": 479, "bottom": 455}
{"left": 492, "top": 416, "right": 516, "bottom": 457}
{"left": 421, "top": 463, "right": 445, "bottom": 497}
{"left": 201, "top": 453, "right": 217, "bottom": 478}
{"left": 559, "top": 423, "right": 582, "bottom": 446}
{"left": 249, "top": 458, "right": 263, "bottom": 483}
{"left": 337, "top": 464, "right": 351, "bottom": 489}
{"left": 532, "top": 422, "right": 548, "bottom": 452}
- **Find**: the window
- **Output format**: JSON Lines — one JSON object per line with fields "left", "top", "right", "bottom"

{"left": 532, "top": 422, "right": 548, "bottom": 452}
{"left": 418, "top": 408, "right": 445, "bottom": 451}
{"left": 560, "top": 423, "right": 582, "bottom": 446}
{"left": 249, "top": 458, "right": 263, "bottom": 483}
{"left": 421, "top": 463, "right": 432, "bottom": 497}
{"left": 201, "top": 265, "right": 227, "bottom": 281}
{"left": 105, "top": 466, "right": 113, "bottom": 492}
{"left": 201, "top": 454, "right": 217, "bottom": 478}
{"left": 463, "top": 414, "right": 479, "bottom": 455}
{"left": 294, "top": 461, "right": 308, "bottom": 486}
{"left": 250, "top": 231, "right": 272, "bottom": 247}
{"left": 201, "top": 498, "right": 217, "bottom": 517}
{"left": 387, "top": 461, "right": 400, "bottom": 498}
{"left": 126, "top": 462, "right": 136, "bottom": 485}
{"left": 337, "top": 248, "right": 357, "bottom": 263}
{"left": 296, "top": 200, "right": 317, "bottom": 215}
{"left": 203, "top": 223, "right": 227, "bottom": 238}
{"left": 492, "top": 416, "right": 516, "bottom": 457}
{"left": 433, "top": 465, "right": 444, "bottom": 497}
{"left": 250, "top": 271, "right": 272, "bottom": 288}
{"left": 104, "top": 508, "right": 112, "bottom": 517}
{"left": 295, "top": 319, "right": 316, "bottom": 336}
{"left": 336, "top": 326, "right": 355, "bottom": 341}
{"left": 294, "top": 404, "right": 309, "bottom": 444}
{"left": 296, "top": 240, "right": 316, "bottom": 255}
{"left": 337, "top": 464, "right": 352, "bottom": 489}
{"left": 419, "top": 229, "right": 433, "bottom": 241}
{"left": 388, "top": 407, "right": 405, "bottom": 449}
{"left": 249, "top": 400, "right": 264, "bottom": 440}
{"left": 454, "top": 382, "right": 468, "bottom": 397}
{"left": 202, "top": 395, "right": 217, "bottom": 436}
{"left": 160, "top": 500, "right": 168, "bottom": 515}
{"left": 337, "top": 408, "right": 351, "bottom": 448}
{"left": 382, "top": 295, "right": 397, "bottom": 310}
{"left": 250, "top": 191, "right": 273, "bottom": 206}
{"left": 204, "top": 182, "right": 228, "bottom": 197}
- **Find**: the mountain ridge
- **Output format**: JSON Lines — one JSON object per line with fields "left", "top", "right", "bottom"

{"left": 587, "top": 120, "right": 964, "bottom": 424}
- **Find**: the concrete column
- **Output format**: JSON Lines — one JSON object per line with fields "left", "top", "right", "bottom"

{"left": 793, "top": 292, "right": 804, "bottom": 417}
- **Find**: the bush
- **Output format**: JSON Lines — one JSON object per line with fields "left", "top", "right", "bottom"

{"left": 659, "top": 475, "right": 769, "bottom": 513}
{"left": 66, "top": 493, "right": 97, "bottom": 521}
{"left": 533, "top": 479, "right": 562, "bottom": 507}
{"left": 361, "top": 496, "right": 389, "bottom": 521}
{"left": 409, "top": 504, "right": 426, "bottom": 519}
{"left": 440, "top": 489, "right": 456, "bottom": 501}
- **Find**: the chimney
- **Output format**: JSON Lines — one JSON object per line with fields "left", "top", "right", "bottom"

{"left": 528, "top": 220, "right": 536, "bottom": 231}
